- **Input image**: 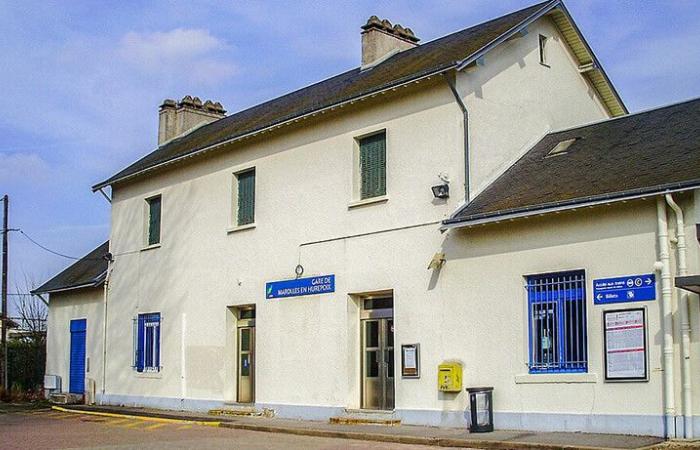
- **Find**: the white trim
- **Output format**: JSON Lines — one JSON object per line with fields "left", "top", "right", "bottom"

{"left": 140, "top": 243, "right": 161, "bottom": 252}
{"left": 227, "top": 223, "right": 256, "bottom": 234}
{"left": 348, "top": 196, "right": 389, "bottom": 209}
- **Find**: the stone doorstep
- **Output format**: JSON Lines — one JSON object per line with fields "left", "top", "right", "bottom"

{"left": 330, "top": 408, "right": 401, "bottom": 426}
{"left": 209, "top": 407, "right": 273, "bottom": 418}
{"left": 48, "top": 393, "right": 83, "bottom": 405}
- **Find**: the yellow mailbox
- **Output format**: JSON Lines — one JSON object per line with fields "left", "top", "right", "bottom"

{"left": 437, "top": 362, "right": 462, "bottom": 392}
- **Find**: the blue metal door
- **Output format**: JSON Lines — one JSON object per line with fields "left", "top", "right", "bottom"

{"left": 69, "top": 319, "right": 87, "bottom": 395}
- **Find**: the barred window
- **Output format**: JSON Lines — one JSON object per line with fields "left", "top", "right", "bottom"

{"left": 526, "top": 271, "right": 587, "bottom": 373}
{"left": 133, "top": 313, "right": 161, "bottom": 373}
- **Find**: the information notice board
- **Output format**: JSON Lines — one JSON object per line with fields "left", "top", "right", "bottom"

{"left": 603, "top": 308, "right": 648, "bottom": 382}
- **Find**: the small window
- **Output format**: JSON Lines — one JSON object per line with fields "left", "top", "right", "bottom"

{"left": 133, "top": 313, "right": 161, "bottom": 372}
{"left": 235, "top": 169, "right": 255, "bottom": 226}
{"left": 526, "top": 271, "right": 587, "bottom": 373}
{"left": 358, "top": 132, "right": 386, "bottom": 199}
{"left": 146, "top": 196, "right": 161, "bottom": 246}
{"left": 538, "top": 34, "right": 549, "bottom": 66}
{"left": 546, "top": 138, "right": 578, "bottom": 158}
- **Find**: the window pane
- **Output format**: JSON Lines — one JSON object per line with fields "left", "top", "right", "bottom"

{"left": 387, "top": 349, "right": 394, "bottom": 378}
{"left": 365, "top": 321, "right": 379, "bottom": 348}
{"left": 359, "top": 132, "right": 386, "bottom": 199}
{"left": 240, "top": 328, "right": 250, "bottom": 352}
{"left": 237, "top": 170, "right": 255, "bottom": 225}
{"left": 240, "top": 354, "right": 250, "bottom": 377}
{"left": 365, "top": 351, "right": 378, "bottom": 377}
{"left": 147, "top": 196, "right": 161, "bottom": 245}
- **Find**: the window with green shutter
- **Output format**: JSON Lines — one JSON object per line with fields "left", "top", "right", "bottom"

{"left": 237, "top": 169, "right": 255, "bottom": 226}
{"left": 359, "top": 132, "right": 386, "bottom": 199}
{"left": 147, "top": 196, "right": 161, "bottom": 246}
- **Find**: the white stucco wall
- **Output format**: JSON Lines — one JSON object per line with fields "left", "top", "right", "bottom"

{"left": 45, "top": 287, "right": 103, "bottom": 396}
{"left": 45, "top": 15, "right": 698, "bottom": 436}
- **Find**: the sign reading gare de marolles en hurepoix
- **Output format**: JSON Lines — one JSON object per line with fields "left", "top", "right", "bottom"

{"left": 266, "top": 275, "right": 335, "bottom": 299}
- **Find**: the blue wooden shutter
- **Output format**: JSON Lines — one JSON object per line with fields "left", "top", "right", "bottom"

{"left": 237, "top": 170, "right": 255, "bottom": 225}
{"left": 154, "top": 314, "right": 161, "bottom": 369}
{"left": 360, "top": 132, "right": 386, "bottom": 199}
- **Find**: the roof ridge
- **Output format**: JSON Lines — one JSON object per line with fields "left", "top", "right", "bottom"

{"left": 549, "top": 96, "right": 700, "bottom": 135}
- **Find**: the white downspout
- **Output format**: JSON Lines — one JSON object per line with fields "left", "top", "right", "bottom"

{"left": 657, "top": 196, "right": 676, "bottom": 438}
{"left": 666, "top": 194, "right": 693, "bottom": 438}
{"left": 100, "top": 262, "right": 112, "bottom": 404}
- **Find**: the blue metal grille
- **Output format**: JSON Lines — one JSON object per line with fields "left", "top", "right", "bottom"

{"left": 526, "top": 271, "right": 587, "bottom": 373}
{"left": 134, "top": 313, "right": 161, "bottom": 372}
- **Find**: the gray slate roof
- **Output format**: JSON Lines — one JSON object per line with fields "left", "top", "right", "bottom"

{"left": 94, "top": 1, "right": 555, "bottom": 190}
{"left": 444, "top": 98, "right": 700, "bottom": 226}
{"left": 33, "top": 241, "right": 109, "bottom": 294}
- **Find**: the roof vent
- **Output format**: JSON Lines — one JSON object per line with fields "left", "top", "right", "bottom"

{"left": 546, "top": 138, "right": 578, "bottom": 158}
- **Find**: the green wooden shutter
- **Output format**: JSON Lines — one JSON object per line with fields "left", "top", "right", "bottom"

{"left": 359, "top": 132, "right": 386, "bottom": 199}
{"left": 237, "top": 169, "right": 255, "bottom": 225}
{"left": 147, "top": 196, "right": 161, "bottom": 245}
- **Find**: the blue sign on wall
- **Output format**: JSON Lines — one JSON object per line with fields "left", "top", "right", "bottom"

{"left": 266, "top": 275, "right": 335, "bottom": 299}
{"left": 593, "top": 274, "right": 656, "bottom": 304}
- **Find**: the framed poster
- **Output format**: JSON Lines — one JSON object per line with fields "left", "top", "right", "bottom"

{"left": 401, "top": 344, "right": 420, "bottom": 378}
{"left": 603, "top": 308, "right": 648, "bottom": 382}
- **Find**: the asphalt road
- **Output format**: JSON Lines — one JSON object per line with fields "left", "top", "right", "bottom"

{"left": 0, "top": 407, "right": 467, "bottom": 449}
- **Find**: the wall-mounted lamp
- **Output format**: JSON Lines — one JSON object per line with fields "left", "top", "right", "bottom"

{"left": 431, "top": 184, "right": 449, "bottom": 199}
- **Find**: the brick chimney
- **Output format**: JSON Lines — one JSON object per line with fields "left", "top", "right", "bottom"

{"left": 158, "top": 95, "right": 226, "bottom": 145}
{"left": 361, "top": 16, "right": 419, "bottom": 69}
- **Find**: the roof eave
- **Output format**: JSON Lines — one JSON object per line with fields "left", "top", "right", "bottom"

{"left": 91, "top": 65, "right": 457, "bottom": 192}
{"left": 456, "top": 0, "right": 561, "bottom": 71}
{"left": 441, "top": 182, "right": 700, "bottom": 231}
{"left": 31, "top": 270, "right": 106, "bottom": 295}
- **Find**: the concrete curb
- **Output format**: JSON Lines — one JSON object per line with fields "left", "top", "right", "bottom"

{"left": 54, "top": 406, "right": 668, "bottom": 450}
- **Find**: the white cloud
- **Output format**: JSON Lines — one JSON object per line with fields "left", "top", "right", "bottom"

{"left": 118, "top": 28, "right": 236, "bottom": 82}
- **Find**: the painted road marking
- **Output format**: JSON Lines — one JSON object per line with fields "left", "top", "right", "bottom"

{"left": 119, "top": 421, "right": 144, "bottom": 428}
{"left": 144, "top": 423, "right": 167, "bottom": 430}
{"left": 105, "top": 418, "right": 132, "bottom": 426}
{"left": 177, "top": 425, "right": 192, "bottom": 430}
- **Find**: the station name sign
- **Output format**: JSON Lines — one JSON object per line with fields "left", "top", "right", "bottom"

{"left": 266, "top": 275, "right": 335, "bottom": 299}
{"left": 593, "top": 274, "right": 656, "bottom": 304}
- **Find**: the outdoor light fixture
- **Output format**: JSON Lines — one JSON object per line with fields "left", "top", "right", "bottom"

{"left": 431, "top": 184, "right": 449, "bottom": 199}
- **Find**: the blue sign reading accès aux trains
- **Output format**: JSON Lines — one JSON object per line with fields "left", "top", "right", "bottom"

{"left": 593, "top": 274, "right": 656, "bottom": 304}
{"left": 266, "top": 275, "right": 335, "bottom": 299}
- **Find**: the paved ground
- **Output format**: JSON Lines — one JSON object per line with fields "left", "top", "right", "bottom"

{"left": 0, "top": 406, "right": 469, "bottom": 450}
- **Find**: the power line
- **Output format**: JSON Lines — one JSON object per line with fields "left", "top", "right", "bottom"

{"left": 17, "top": 229, "right": 106, "bottom": 261}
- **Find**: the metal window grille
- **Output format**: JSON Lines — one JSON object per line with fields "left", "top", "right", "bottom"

{"left": 133, "top": 313, "right": 161, "bottom": 372}
{"left": 237, "top": 169, "right": 255, "bottom": 226}
{"left": 526, "top": 271, "right": 587, "bottom": 373}
{"left": 359, "top": 132, "right": 386, "bottom": 199}
{"left": 147, "top": 196, "right": 161, "bottom": 245}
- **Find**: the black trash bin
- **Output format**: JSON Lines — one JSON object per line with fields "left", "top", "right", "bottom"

{"left": 466, "top": 387, "right": 493, "bottom": 433}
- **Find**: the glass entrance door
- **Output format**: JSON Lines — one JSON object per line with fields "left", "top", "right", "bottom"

{"left": 361, "top": 317, "right": 394, "bottom": 410}
{"left": 237, "top": 326, "right": 255, "bottom": 403}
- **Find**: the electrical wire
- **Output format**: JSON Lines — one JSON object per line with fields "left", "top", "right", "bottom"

{"left": 18, "top": 229, "right": 106, "bottom": 261}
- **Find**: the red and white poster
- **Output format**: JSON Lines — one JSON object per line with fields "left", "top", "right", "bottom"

{"left": 604, "top": 308, "right": 647, "bottom": 381}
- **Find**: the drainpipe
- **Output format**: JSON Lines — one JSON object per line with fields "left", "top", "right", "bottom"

{"left": 666, "top": 194, "right": 693, "bottom": 438}
{"left": 442, "top": 72, "right": 470, "bottom": 203}
{"left": 657, "top": 197, "right": 676, "bottom": 438}
{"left": 100, "top": 262, "right": 112, "bottom": 404}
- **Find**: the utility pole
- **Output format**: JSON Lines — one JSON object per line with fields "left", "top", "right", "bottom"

{"left": 1, "top": 194, "right": 7, "bottom": 391}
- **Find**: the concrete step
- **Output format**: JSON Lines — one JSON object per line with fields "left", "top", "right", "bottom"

{"left": 330, "top": 409, "right": 400, "bottom": 426}
{"left": 48, "top": 393, "right": 83, "bottom": 405}
{"left": 209, "top": 405, "right": 274, "bottom": 418}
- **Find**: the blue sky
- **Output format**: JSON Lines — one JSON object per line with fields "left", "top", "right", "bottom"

{"left": 1, "top": 0, "right": 699, "bottom": 304}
